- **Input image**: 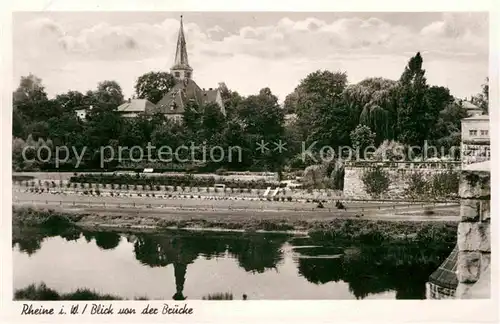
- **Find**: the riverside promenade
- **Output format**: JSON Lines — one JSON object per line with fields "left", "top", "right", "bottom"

{"left": 13, "top": 188, "right": 460, "bottom": 222}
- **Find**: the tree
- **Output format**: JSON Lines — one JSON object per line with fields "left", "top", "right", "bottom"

{"left": 88, "top": 80, "right": 125, "bottom": 115}
{"left": 396, "top": 52, "right": 431, "bottom": 146}
{"left": 54, "top": 91, "right": 86, "bottom": 113}
{"left": 471, "top": 77, "right": 489, "bottom": 114}
{"left": 13, "top": 107, "right": 25, "bottom": 138}
{"left": 135, "top": 71, "right": 176, "bottom": 104}
{"left": 236, "top": 88, "right": 285, "bottom": 174}
{"left": 201, "top": 102, "right": 226, "bottom": 142}
{"left": 183, "top": 101, "right": 202, "bottom": 134}
{"left": 283, "top": 91, "right": 299, "bottom": 114}
{"left": 350, "top": 125, "right": 376, "bottom": 159}
{"left": 13, "top": 74, "right": 48, "bottom": 106}
{"left": 218, "top": 82, "right": 243, "bottom": 119}
{"left": 292, "top": 70, "right": 350, "bottom": 147}
{"left": 430, "top": 101, "right": 468, "bottom": 158}
{"left": 25, "top": 121, "right": 50, "bottom": 140}
{"left": 13, "top": 74, "right": 60, "bottom": 122}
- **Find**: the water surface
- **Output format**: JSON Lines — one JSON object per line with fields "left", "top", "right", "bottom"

{"left": 13, "top": 226, "right": 451, "bottom": 300}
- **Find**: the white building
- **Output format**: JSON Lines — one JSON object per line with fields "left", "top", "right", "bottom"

{"left": 461, "top": 114, "right": 490, "bottom": 165}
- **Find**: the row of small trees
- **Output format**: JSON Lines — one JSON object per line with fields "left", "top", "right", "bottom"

{"left": 69, "top": 173, "right": 283, "bottom": 189}
{"left": 361, "top": 167, "right": 460, "bottom": 199}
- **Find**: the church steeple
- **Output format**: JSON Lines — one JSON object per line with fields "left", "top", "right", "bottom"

{"left": 171, "top": 15, "right": 193, "bottom": 81}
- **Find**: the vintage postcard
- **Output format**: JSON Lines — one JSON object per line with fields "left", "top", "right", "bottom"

{"left": 1, "top": 1, "right": 498, "bottom": 323}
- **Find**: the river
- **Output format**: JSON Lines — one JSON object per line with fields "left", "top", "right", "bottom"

{"left": 12, "top": 226, "right": 452, "bottom": 300}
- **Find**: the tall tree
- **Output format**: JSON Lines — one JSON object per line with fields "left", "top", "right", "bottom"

{"left": 135, "top": 71, "right": 176, "bottom": 104}
{"left": 13, "top": 74, "right": 55, "bottom": 122}
{"left": 396, "top": 52, "right": 431, "bottom": 146}
{"left": 237, "top": 88, "right": 285, "bottom": 174}
{"left": 292, "top": 70, "right": 351, "bottom": 149}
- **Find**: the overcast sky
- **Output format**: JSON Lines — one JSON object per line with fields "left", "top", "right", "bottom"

{"left": 13, "top": 12, "right": 488, "bottom": 102}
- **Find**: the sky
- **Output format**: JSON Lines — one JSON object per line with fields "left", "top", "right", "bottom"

{"left": 13, "top": 12, "right": 489, "bottom": 102}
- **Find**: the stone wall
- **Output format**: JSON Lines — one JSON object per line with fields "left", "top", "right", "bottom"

{"left": 456, "top": 169, "right": 491, "bottom": 298}
{"left": 343, "top": 163, "right": 459, "bottom": 199}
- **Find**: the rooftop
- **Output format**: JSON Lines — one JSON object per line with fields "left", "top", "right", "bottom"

{"left": 117, "top": 99, "right": 156, "bottom": 113}
{"left": 462, "top": 114, "right": 489, "bottom": 121}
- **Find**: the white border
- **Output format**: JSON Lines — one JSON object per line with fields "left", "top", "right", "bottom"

{"left": 1, "top": 1, "right": 499, "bottom": 323}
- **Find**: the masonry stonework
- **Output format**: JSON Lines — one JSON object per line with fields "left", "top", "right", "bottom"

{"left": 455, "top": 169, "right": 491, "bottom": 299}
{"left": 343, "top": 162, "right": 460, "bottom": 199}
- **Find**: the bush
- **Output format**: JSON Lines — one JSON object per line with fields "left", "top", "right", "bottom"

{"left": 362, "top": 167, "right": 390, "bottom": 198}
{"left": 430, "top": 171, "right": 459, "bottom": 198}
{"left": 405, "top": 173, "right": 429, "bottom": 199}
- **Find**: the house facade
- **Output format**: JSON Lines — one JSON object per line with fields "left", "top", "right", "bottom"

{"left": 461, "top": 114, "right": 490, "bottom": 165}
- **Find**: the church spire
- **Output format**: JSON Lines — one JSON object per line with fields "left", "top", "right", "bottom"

{"left": 171, "top": 15, "right": 193, "bottom": 81}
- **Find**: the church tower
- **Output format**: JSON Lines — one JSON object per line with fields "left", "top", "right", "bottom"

{"left": 171, "top": 15, "right": 193, "bottom": 81}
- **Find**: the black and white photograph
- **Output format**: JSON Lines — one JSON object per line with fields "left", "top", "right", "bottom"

{"left": 2, "top": 4, "right": 497, "bottom": 322}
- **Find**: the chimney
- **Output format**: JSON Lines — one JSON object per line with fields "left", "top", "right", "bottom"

{"left": 128, "top": 98, "right": 131, "bottom": 103}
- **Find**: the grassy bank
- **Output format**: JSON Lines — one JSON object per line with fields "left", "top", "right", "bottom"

{"left": 14, "top": 283, "right": 146, "bottom": 301}
{"left": 12, "top": 206, "right": 457, "bottom": 245}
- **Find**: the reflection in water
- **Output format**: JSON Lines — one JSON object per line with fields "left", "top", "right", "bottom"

{"left": 12, "top": 225, "right": 452, "bottom": 300}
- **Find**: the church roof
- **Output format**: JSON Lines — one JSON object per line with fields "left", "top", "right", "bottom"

{"left": 201, "top": 89, "right": 219, "bottom": 104}
{"left": 155, "top": 80, "right": 223, "bottom": 115}
{"left": 117, "top": 99, "right": 156, "bottom": 114}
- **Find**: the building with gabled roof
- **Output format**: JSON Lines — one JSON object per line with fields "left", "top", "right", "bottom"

{"left": 154, "top": 16, "right": 225, "bottom": 121}
{"left": 455, "top": 98, "right": 483, "bottom": 117}
{"left": 117, "top": 98, "right": 156, "bottom": 118}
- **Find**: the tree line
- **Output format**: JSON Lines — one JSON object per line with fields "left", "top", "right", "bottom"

{"left": 12, "top": 52, "right": 488, "bottom": 174}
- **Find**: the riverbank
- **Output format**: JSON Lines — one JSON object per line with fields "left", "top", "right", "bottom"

{"left": 12, "top": 206, "right": 458, "bottom": 244}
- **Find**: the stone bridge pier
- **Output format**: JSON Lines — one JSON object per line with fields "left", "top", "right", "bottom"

{"left": 456, "top": 163, "right": 491, "bottom": 298}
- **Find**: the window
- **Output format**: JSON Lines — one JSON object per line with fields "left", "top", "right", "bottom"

{"left": 469, "top": 130, "right": 478, "bottom": 136}
{"left": 480, "top": 130, "right": 489, "bottom": 136}
{"left": 185, "top": 72, "right": 191, "bottom": 79}
{"left": 175, "top": 72, "right": 180, "bottom": 78}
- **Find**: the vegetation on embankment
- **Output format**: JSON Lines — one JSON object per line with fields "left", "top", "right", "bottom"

{"left": 12, "top": 206, "right": 457, "bottom": 245}
{"left": 14, "top": 283, "right": 146, "bottom": 301}
{"left": 307, "top": 218, "right": 457, "bottom": 246}
{"left": 13, "top": 207, "right": 85, "bottom": 228}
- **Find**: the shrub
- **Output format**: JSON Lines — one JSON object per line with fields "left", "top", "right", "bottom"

{"left": 405, "top": 173, "right": 429, "bottom": 199}
{"left": 430, "top": 171, "right": 459, "bottom": 198}
{"left": 362, "top": 167, "right": 390, "bottom": 198}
